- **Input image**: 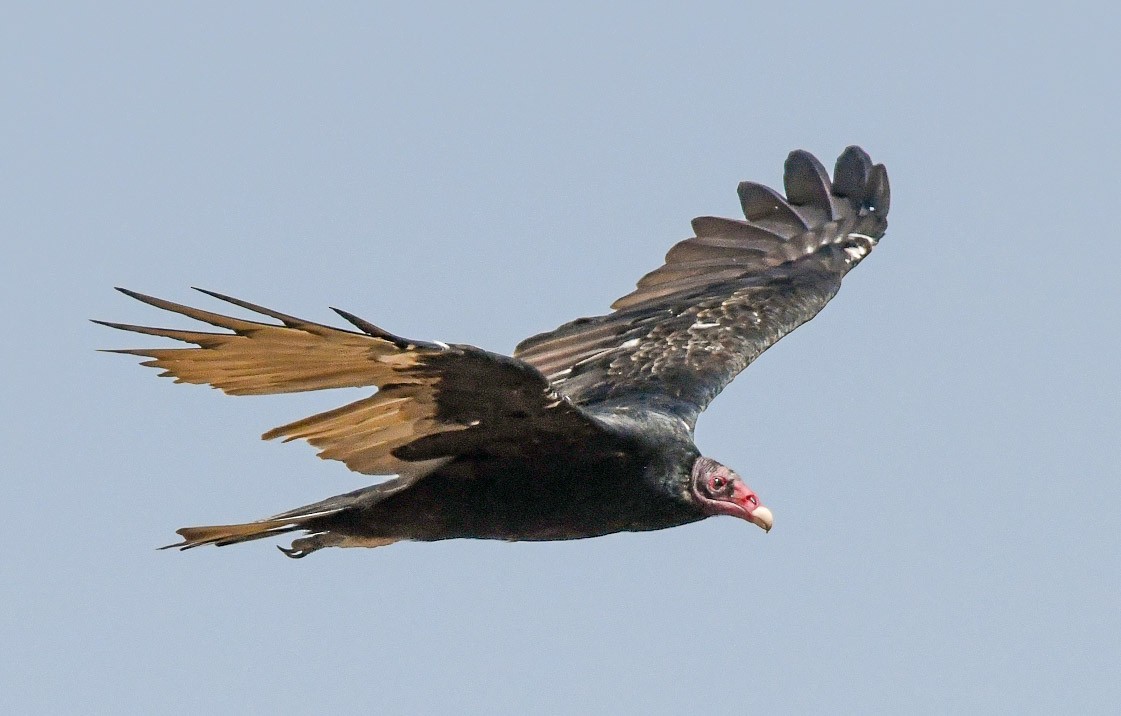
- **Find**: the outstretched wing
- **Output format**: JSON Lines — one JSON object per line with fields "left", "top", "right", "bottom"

{"left": 515, "top": 146, "right": 890, "bottom": 428}
{"left": 98, "top": 289, "right": 611, "bottom": 479}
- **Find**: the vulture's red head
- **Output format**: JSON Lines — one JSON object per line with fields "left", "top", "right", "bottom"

{"left": 690, "top": 457, "right": 772, "bottom": 532}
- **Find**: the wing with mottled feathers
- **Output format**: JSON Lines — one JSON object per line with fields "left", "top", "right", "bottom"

{"left": 98, "top": 289, "right": 610, "bottom": 479}
{"left": 515, "top": 147, "right": 890, "bottom": 427}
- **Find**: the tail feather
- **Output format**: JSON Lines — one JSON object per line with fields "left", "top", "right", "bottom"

{"left": 161, "top": 502, "right": 350, "bottom": 552}
{"left": 162, "top": 515, "right": 311, "bottom": 550}
{"left": 160, "top": 484, "right": 402, "bottom": 557}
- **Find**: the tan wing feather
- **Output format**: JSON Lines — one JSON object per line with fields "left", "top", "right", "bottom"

{"left": 98, "top": 288, "right": 463, "bottom": 477}
{"left": 261, "top": 386, "right": 463, "bottom": 476}
{"left": 96, "top": 288, "right": 414, "bottom": 396}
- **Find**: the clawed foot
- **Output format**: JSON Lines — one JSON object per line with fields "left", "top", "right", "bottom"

{"left": 277, "top": 532, "right": 342, "bottom": 559}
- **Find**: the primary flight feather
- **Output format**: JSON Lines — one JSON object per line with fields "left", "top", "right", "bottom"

{"left": 99, "top": 146, "right": 889, "bottom": 557}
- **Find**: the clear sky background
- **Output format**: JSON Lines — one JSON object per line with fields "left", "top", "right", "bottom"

{"left": 3, "top": 2, "right": 1119, "bottom": 714}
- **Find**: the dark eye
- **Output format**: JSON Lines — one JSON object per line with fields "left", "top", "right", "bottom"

{"left": 711, "top": 476, "right": 726, "bottom": 490}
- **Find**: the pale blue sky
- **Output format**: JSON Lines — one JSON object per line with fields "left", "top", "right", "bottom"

{"left": 3, "top": 2, "right": 1119, "bottom": 714}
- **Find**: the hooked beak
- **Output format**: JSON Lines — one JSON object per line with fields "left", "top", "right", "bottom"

{"left": 749, "top": 506, "right": 773, "bottom": 533}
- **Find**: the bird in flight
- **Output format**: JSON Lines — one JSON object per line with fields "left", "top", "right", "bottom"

{"left": 98, "top": 146, "right": 889, "bottom": 558}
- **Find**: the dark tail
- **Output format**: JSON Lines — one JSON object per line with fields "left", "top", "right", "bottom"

{"left": 160, "top": 486, "right": 396, "bottom": 558}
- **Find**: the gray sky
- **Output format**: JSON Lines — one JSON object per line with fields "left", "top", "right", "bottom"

{"left": 3, "top": 2, "right": 1119, "bottom": 714}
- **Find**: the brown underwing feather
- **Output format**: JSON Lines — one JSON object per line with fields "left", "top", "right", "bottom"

{"left": 515, "top": 147, "right": 890, "bottom": 428}
{"left": 101, "top": 289, "right": 609, "bottom": 479}
{"left": 737, "top": 181, "right": 809, "bottom": 229}
{"left": 783, "top": 149, "right": 844, "bottom": 223}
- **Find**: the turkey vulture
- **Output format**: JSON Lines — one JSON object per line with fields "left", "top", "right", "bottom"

{"left": 97, "top": 146, "right": 889, "bottom": 557}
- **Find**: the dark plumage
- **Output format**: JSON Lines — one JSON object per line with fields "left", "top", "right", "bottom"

{"left": 98, "top": 146, "right": 889, "bottom": 557}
